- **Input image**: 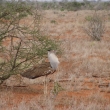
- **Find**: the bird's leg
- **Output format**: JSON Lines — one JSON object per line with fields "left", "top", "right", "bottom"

{"left": 53, "top": 70, "right": 56, "bottom": 73}
{"left": 44, "top": 75, "right": 46, "bottom": 95}
{"left": 44, "top": 75, "right": 48, "bottom": 96}
{"left": 45, "top": 75, "right": 48, "bottom": 95}
{"left": 54, "top": 67, "right": 60, "bottom": 88}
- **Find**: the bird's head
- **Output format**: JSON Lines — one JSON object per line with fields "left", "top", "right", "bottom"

{"left": 47, "top": 48, "right": 52, "bottom": 52}
{"left": 47, "top": 49, "right": 56, "bottom": 54}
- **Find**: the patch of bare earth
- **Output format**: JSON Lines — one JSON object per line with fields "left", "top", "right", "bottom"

{"left": 0, "top": 10, "right": 110, "bottom": 110}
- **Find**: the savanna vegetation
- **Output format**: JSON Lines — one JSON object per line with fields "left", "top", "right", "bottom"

{"left": 0, "top": 0, "right": 110, "bottom": 110}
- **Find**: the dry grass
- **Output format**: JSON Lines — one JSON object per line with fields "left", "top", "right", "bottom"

{"left": 0, "top": 10, "right": 110, "bottom": 109}
{"left": 60, "top": 39, "right": 110, "bottom": 79}
{"left": 0, "top": 89, "right": 109, "bottom": 110}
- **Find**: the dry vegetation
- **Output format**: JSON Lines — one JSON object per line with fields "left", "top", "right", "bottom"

{"left": 0, "top": 10, "right": 110, "bottom": 110}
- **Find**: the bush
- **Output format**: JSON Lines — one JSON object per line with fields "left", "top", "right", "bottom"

{"left": 84, "top": 13, "right": 105, "bottom": 41}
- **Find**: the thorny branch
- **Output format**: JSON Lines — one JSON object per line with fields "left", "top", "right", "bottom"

{"left": 11, "top": 40, "right": 22, "bottom": 71}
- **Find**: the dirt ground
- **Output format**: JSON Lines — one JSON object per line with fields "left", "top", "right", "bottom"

{"left": 0, "top": 10, "right": 110, "bottom": 110}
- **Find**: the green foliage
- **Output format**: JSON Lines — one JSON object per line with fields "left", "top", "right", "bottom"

{"left": 40, "top": 1, "right": 110, "bottom": 11}
{"left": 35, "top": 35, "right": 60, "bottom": 58}
{"left": 59, "top": 2, "right": 84, "bottom": 11}
{"left": 0, "top": 2, "right": 32, "bottom": 20}
{"left": 41, "top": 2, "right": 59, "bottom": 10}
{"left": 50, "top": 20, "right": 56, "bottom": 24}
{"left": 60, "top": 8, "right": 65, "bottom": 11}
{"left": 53, "top": 82, "right": 64, "bottom": 95}
{"left": 0, "top": 1, "right": 33, "bottom": 42}
{"left": 103, "top": 2, "right": 110, "bottom": 7}
{"left": 66, "top": 2, "right": 83, "bottom": 11}
{"left": 41, "top": 1, "right": 85, "bottom": 11}
{"left": 85, "top": 16, "right": 93, "bottom": 21}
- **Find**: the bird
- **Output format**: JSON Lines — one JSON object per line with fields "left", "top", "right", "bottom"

{"left": 20, "top": 49, "right": 60, "bottom": 95}
{"left": 20, "top": 62, "right": 54, "bottom": 79}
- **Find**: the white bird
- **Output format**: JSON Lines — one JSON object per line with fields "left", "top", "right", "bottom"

{"left": 21, "top": 49, "right": 60, "bottom": 79}
{"left": 48, "top": 49, "right": 60, "bottom": 71}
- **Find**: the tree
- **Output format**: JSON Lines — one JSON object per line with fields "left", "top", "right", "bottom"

{"left": 0, "top": 1, "right": 59, "bottom": 84}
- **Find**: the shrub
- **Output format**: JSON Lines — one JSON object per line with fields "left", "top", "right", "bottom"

{"left": 84, "top": 13, "right": 105, "bottom": 41}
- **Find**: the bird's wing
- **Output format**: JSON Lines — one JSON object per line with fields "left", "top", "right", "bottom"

{"left": 20, "top": 62, "right": 55, "bottom": 79}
